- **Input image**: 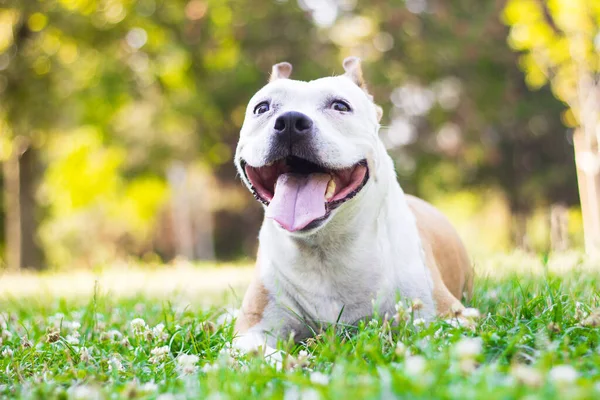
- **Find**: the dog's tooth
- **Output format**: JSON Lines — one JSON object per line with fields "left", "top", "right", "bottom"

{"left": 325, "top": 179, "right": 336, "bottom": 201}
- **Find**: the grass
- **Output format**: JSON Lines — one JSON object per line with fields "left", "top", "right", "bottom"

{"left": 0, "top": 252, "right": 599, "bottom": 399}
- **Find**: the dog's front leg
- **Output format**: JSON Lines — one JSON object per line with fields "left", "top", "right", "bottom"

{"left": 234, "top": 272, "right": 313, "bottom": 366}
{"left": 233, "top": 273, "right": 286, "bottom": 363}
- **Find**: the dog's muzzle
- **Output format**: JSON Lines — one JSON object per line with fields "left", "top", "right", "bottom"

{"left": 239, "top": 110, "right": 370, "bottom": 233}
{"left": 265, "top": 111, "right": 321, "bottom": 166}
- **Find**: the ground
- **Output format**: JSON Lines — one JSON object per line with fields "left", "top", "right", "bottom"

{"left": 0, "top": 252, "right": 599, "bottom": 399}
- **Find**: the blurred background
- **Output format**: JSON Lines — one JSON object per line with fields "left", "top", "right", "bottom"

{"left": 1, "top": 0, "right": 599, "bottom": 271}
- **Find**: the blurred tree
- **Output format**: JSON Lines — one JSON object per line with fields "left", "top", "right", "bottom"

{"left": 0, "top": 0, "right": 177, "bottom": 269}
{"left": 502, "top": 0, "right": 600, "bottom": 254}
{"left": 0, "top": 0, "right": 337, "bottom": 267}
{"left": 0, "top": 0, "right": 585, "bottom": 266}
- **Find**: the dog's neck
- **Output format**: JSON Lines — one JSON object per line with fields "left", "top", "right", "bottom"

{"left": 259, "top": 147, "right": 424, "bottom": 274}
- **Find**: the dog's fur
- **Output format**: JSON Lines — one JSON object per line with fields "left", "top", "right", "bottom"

{"left": 233, "top": 58, "right": 472, "bottom": 352}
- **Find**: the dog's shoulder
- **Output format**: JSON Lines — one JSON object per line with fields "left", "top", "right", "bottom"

{"left": 404, "top": 195, "right": 473, "bottom": 301}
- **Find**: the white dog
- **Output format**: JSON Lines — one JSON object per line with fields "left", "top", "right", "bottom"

{"left": 233, "top": 57, "right": 472, "bottom": 353}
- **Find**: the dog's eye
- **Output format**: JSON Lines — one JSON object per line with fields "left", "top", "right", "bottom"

{"left": 331, "top": 100, "right": 351, "bottom": 112}
{"left": 254, "top": 102, "right": 270, "bottom": 115}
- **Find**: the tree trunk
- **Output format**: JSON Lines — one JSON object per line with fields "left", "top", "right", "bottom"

{"left": 3, "top": 140, "right": 21, "bottom": 272}
{"left": 510, "top": 211, "right": 530, "bottom": 251}
{"left": 19, "top": 146, "right": 43, "bottom": 269}
{"left": 2, "top": 138, "right": 44, "bottom": 270}
{"left": 573, "top": 129, "right": 600, "bottom": 256}
{"left": 550, "top": 203, "right": 569, "bottom": 252}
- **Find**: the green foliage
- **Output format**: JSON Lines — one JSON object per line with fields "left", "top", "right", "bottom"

{"left": 0, "top": 262, "right": 599, "bottom": 398}
{"left": 40, "top": 127, "right": 168, "bottom": 267}
{"left": 503, "top": 0, "right": 600, "bottom": 123}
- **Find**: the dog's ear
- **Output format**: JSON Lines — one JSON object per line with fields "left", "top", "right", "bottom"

{"left": 342, "top": 57, "right": 366, "bottom": 89}
{"left": 269, "top": 62, "right": 293, "bottom": 82}
{"left": 343, "top": 57, "right": 383, "bottom": 122}
{"left": 374, "top": 104, "right": 383, "bottom": 122}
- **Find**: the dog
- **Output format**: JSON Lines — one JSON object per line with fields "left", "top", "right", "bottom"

{"left": 232, "top": 57, "right": 472, "bottom": 354}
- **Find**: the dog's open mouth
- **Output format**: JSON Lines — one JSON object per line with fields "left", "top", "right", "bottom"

{"left": 241, "top": 156, "right": 369, "bottom": 232}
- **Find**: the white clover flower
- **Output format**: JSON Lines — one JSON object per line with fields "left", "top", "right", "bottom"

{"left": 149, "top": 346, "right": 170, "bottom": 364}
{"left": 459, "top": 358, "right": 478, "bottom": 374}
{"left": 79, "top": 346, "right": 92, "bottom": 363}
{"left": 404, "top": 355, "right": 426, "bottom": 376}
{"left": 139, "top": 382, "right": 158, "bottom": 393}
{"left": 433, "top": 327, "right": 448, "bottom": 339}
{"left": 48, "top": 313, "right": 65, "bottom": 328}
{"left": 131, "top": 318, "right": 147, "bottom": 335}
{"left": 143, "top": 328, "right": 155, "bottom": 341}
{"left": 109, "top": 355, "right": 124, "bottom": 372}
{"left": 64, "top": 321, "right": 82, "bottom": 332}
{"left": 176, "top": 354, "right": 199, "bottom": 375}
{"left": 201, "top": 363, "right": 218, "bottom": 373}
{"left": 461, "top": 308, "right": 481, "bottom": 319}
{"left": 156, "top": 394, "right": 177, "bottom": 400}
{"left": 412, "top": 318, "right": 426, "bottom": 327}
{"left": 120, "top": 337, "right": 131, "bottom": 348}
{"left": 411, "top": 298, "right": 424, "bottom": 311}
{"left": 443, "top": 318, "right": 460, "bottom": 328}
{"left": 67, "top": 384, "right": 102, "bottom": 400}
{"left": 106, "top": 329, "right": 123, "bottom": 341}
{"left": 178, "top": 354, "right": 199, "bottom": 366}
{"left": 575, "top": 302, "right": 587, "bottom": 320}
{"left": 294, "top": 388, "right": 320, "bottom": 400}
{"left": 446, "top": 316, "right": 477, "bottom": 331}
{"left": 152, "top": 323, "right": 169, "bottom": 342}
{"left": 581, "top": 309, "right": 600, "bottom": 327}
{"left": 548, "top": 365, "right": 578, "bottom": 385}
{"left": 65, "top": 333, "right": 80, "bottom": 345}
{"left": 368, "top": 319, "right": 379, "bottom": 328}
{"left": 395, "top": 341, "right": 407, "bottom": 357}
{"left": 2, "top": 348, "right": 13, "bottom": 358}
{"left": 310, "top": 371, "right": 330, "bottom": 385}
{"left": 486, "top": 290, "right": 499, "bottom": 301}
{"left": 287, "top": 349, "right": 313, "bottom": 370}
{"left": 219, "top": 344, "right": 241, "bottom": 363}
{"left": 394, "top": 303, "right": 410, "bottom": 324}
{"left": 1, "top": 330, "right": 12, "bottom": 341}
{"left": 216, "top": 308, "right": 239, "bottom": 327}
{"left": 71, "top": 311, "right": 83, "bottom": 321}
{"left": 20, "top": 337, "right": 32, "bottom": 349}
{"left": 453, "top": 337, "right": 482, "bottom": 360}
{"left": 0, "top": 313, "right": 8, "bottom": 330}
{"left": 511, "top": 364, "right": 543, "bottom": 388}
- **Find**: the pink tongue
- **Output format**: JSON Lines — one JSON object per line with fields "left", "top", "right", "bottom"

{"left": 266, "top": 173, "right": 330, "bottom": 232}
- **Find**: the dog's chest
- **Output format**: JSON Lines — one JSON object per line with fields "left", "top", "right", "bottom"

{"left": 264, "top": 246, "right": 390, "bottom": 324}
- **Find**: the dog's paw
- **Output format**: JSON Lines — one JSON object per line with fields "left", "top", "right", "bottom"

{"left": 233, "top": 332, "right": 284, "bottom": 369}
{"left": 444, "top": 307, "right": 481, "bottom": 330}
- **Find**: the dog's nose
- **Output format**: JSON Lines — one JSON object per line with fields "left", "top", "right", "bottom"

{"left": 274, "top": 111, "right": 313, "bottom": 137}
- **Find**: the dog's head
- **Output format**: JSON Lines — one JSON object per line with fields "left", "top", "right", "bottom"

{"left": 235, "top": 57, "right": 386, "bottom": 234}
